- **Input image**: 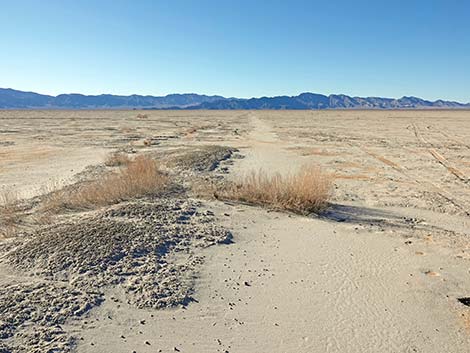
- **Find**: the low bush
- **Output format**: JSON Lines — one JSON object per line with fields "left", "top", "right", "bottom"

{"left": 44, "top": 155, "right": 168, "bottom": 211}
{"left": 218, "top": 165, "right": 332, "bottom": 214}
{"left": 0, "top": 190, "right": 21, "bottom": 237}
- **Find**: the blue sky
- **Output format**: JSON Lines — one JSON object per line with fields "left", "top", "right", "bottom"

{"left": 1, "top": 0, "right": 469, "bottom": 101}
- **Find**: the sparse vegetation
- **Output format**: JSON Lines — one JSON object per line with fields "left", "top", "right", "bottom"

{"left": 217, "top": 165, "right": 333, "bottom": 214}
{"left": 0, "top": 189, "right": 21, "bottom": 237}
{"left": 44, "top": 155, "right": 168, "bottom": 211}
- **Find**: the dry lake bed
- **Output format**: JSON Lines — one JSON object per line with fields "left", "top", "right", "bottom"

{"left": 0, "top": 110, "right": 469, "bottom": 352}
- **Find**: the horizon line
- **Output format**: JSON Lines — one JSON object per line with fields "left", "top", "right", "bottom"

{"left": 2, "top": 87, "right": 469, "bottom": 104}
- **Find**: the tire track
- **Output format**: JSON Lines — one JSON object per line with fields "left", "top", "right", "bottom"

{"left": 428, "top": 125, "right": 470, "bottom": 150}
{"left": 412, "top": 123, "right": 469, "bottom": 184}
{"left": 360, "top": 147, "right": 470, "bottom": 216}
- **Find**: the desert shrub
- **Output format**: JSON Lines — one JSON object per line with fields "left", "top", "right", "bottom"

{"left": 0, "top": 190, "right": 21, "bottom": 237}
{"left": 218, "top": 165, "right": 332, "bottom": 214}
{"left": 44, "top": 155, "right": 168, "bottom": 211}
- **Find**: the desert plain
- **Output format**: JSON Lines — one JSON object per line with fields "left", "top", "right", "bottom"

{"left": 0, "top": 109, "right": 469, "bottom": 352}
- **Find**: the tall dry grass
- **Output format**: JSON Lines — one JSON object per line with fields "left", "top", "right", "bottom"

{"left": 218, "top": 166, "right": 333, "bottom": 214}
{"left": 0, "top": 189, "right": 21, "bottom": 237}
{"left": 44, "top": 155, "right": 168, "bottom": 211}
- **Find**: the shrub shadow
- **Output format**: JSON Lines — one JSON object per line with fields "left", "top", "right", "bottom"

{"left": 319, "top": 203, "right": 421, "bottom": 231}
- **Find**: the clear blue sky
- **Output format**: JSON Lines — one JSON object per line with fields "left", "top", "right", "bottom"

{"left": 1, "top": 0, "right": 469, "bottom": 101}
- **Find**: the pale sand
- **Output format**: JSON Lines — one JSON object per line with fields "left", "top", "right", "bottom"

{"left": 1, "top": 110, "right": 469, "bottom": 352}
{"left": 74, "top": 204, "right": 470, "bottom": 352}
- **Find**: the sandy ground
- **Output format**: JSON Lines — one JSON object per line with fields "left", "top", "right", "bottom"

{"left": 1, "top": 110, "right": 469, "bottom": 352}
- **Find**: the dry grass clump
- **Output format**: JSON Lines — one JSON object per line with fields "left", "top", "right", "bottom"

{"left": 0, "top": 190, "right": 22, "bottom": 237}
{"left": 104, "top": 152, "right": 132, "bottom": 167}
{"left": 44, "top": 155, "right": 168, "bottom": 211}
{"left": 218, "top": 165, "right": 333, "bottom": 214}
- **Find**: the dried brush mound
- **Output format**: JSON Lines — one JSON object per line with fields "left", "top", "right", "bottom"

{"left": 219, "top": 165, "right": 333, "bottom": 214}
{"left": 0, "top": 190, "right": 22, "bottom": 237}
{"left": 44, "top": 155, "right": 168, "bottom": 211}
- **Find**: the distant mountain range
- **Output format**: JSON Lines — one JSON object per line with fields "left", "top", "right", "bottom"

{"left": 0, "top": 88, "right": 468, "bottom": 110}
